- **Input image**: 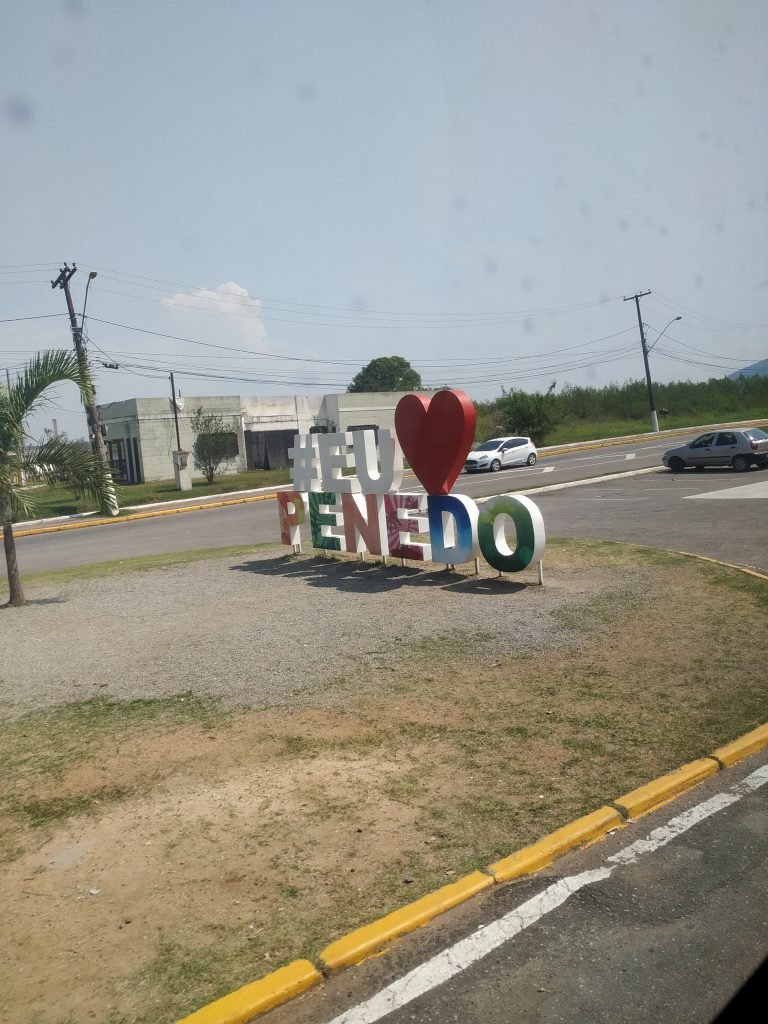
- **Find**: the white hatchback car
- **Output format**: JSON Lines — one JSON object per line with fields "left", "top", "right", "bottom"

{"left": 464, "top": 436, "right": 537, "bottom": 473}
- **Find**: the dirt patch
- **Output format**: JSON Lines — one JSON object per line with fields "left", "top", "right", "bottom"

{"left": 1, "top": 541, "right": 766, "bottom": 1024}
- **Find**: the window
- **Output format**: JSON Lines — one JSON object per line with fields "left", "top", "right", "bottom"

{"left": 715, "top": 432, "right": 737, "bottom": 446}
{"left": 691, "top": 433, "right": 715, "bottom": 448}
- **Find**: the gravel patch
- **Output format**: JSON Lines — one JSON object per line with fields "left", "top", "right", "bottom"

{"left": 0, "top": 548, "right": 655, "bottom": 718}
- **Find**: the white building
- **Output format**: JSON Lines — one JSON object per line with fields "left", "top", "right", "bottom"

{"left": 98, "top": 391, "right": 427, "bottom": 483}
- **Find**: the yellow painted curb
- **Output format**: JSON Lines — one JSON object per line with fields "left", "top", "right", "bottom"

{"left": 662, "top": 549, "right": 768, "bottom": 582}
{"left": 174, "top": 959, "right": 321, "bottom": 1024}
{"left": 487, "top": 805, "right": 623, "bottom": 883}
{"left": 319, "top": 870, "right": 494, "bottom": 971}
{"left": 171, "top": 715, "right": 768, "bottom": 1022}
{"left": 14, "top": 492, "right": 278, "bottom": 538}
{"left": 614, "top": 758, "right": 720, "bottom": 819}
{"left": 712, "top": 723, "right": 768, "bottom": 767}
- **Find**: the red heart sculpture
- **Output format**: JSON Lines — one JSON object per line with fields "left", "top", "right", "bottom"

{"left": 395, "top": 389, "right": 476, "bottom": 495}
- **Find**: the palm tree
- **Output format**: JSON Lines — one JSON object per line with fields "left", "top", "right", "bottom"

{"left": 1, "top": 350, "right": 118, "bottom": 607}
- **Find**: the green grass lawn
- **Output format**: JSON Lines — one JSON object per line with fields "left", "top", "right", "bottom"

{"left": 23, "top": 469, "right": 291, "bottom": 519}
{"left": 543, "top": 410, "right": 768, "bottom": 446}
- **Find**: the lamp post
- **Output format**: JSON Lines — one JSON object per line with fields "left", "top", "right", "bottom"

{"left": 645, "top": 316, "right": 682, "bottom": 430}
{"left": 81, "top": 271, "right": 97, "bottom": 329}
{"left": 647, "top": 315, "right": 682, "bottom": 353}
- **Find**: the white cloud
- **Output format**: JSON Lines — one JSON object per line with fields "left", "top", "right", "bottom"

{"left": 162, "top": 281, "right": 269, "bottom": 349}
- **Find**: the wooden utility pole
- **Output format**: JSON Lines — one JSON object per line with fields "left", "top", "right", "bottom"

{"left": 623, "top": 289, "right": 659, "bottom": 432}
{"left": 51, "top": 263, "right": 110, "bottom": 465}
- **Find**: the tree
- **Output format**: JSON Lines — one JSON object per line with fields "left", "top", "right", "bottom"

{"left": 190, "top": 407, "right": 237, "bottom": 484}
{"left": 1, "top": 350, "right": 118, "bottom": 607}
{"left": 348, "top": 356, "right": 422, "bottom": 393}
{"left": 494, "top": 388, "right": 559, "bottom": 445}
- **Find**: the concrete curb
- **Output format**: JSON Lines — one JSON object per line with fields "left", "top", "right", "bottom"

{"left": 13, "top": 462, "right": 654, "bottom": 539}
{"left": 487, "top": 806, "right": 624, "bottom": 882}
{"left": 175, "top": 719, "right": 768, "bottom": 1024}
{"left": 319, "top": 871, "right": 494, "bottom": 972}
{"left": 713, "top": 723, "right": 768, "bottom": 767}
{"left": 13, "top": 492, "right": 277, "bottom": 538}
{"left": 176, "top": 960, "right": 322, "bottom": 1024}
{"left": 17, "top": 419, "right": 757, "bottom": 539}
{"left": 612, "top": 758, "right": 721, "bottom": 819}
{"left": 168, "top": 547, "right": 768, "bottom": 1023}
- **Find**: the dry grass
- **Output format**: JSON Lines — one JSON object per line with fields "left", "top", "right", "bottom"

{"left": 1, "top": 539, "right": 766, "bottom": 1024}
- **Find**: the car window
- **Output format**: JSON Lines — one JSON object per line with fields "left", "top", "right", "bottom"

{"left": 475, "top": 440, "right": 502, "bottom": 452}
{"left": 508, "top": 439, "right": 526, "bottom": 448}
{"left": 690, "top": 433, "right": 715, "bottom": 448}
{"left": 745, "top": 428, "right": 768, "bottom": 440}
{"left": 715, "top": 432, "right": 737, "bottom": 446}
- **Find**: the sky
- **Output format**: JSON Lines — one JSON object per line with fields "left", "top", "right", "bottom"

{"left": 2, "top": 0, "right": 767, "bottom": 440}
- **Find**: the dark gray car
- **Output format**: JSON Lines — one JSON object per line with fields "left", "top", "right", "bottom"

{"left": 662, "top": 427, "right": 768, "bottom": 472}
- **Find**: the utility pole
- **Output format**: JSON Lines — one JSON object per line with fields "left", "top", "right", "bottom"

{"left": 169, "top": 372, "right": 183, "bottom": 452}
{"left": 624, "top": 289, "right": 658, "bottom": 432}
{"left": 51, "top": 263, "right": 110, "bottom": 465}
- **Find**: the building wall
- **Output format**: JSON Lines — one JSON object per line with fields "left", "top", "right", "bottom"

{"left": 332, "top": 391, "right": 437, "bottom": 432}
{"left": 98, "top": 390, "right": 428, "bottom": 482}
{"left": 242, "top": 394, "right": 324, "bottom": 434}
{"left": 100, "top": 395, "right": 246, "bottom": 482}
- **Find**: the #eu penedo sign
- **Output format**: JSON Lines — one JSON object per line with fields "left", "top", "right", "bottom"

{"left": 277, "top": 390, "right": 545, "bottom": 573}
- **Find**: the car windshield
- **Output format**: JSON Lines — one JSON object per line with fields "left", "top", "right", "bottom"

{"left": 745, "top": 428, "right": 768, "bottom": 440}
{"left": 475, "top": 440, "right": 502, "bottom": 452}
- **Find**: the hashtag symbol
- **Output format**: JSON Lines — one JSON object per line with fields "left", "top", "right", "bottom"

{"left": 288, "top": 433, "right": 322, "bottom": 491}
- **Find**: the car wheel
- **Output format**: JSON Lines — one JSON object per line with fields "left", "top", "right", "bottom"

{"left": 490, "top": 459, "right": 501, "bottom": 472}
{"left": 732, "top": 454, "right": 751, "bottom": 472}
{"left": 527, "top": 453, "right": 537, "bottom": 465}
{"left": 669, "top": 457, "right": 686, "bottom": 473}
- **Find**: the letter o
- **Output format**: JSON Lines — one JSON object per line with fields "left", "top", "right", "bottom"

{"left": 477, "top": 494, "right": 545, "bottom": 572}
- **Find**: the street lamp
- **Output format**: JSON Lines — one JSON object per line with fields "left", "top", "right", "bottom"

{"left": 647, "top": 315, "right": 682, "bottom": 353}
{"left": 640, "top": 315, "right": 681, "bottom": 432}
{"left": 81, "top": 270, "right": 98, "bottom": 326}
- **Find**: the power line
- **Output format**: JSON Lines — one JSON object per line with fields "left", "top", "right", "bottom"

{"left": 87, "top": 317, "right": 365, "bottom": 362}
{"left": 0, "top": 313, "right": 68, "bottom": 324}
{"left": 648, "top": 331, "right": 760, "bottom": 364}
{"left": 0, "top": 261, "right": 62, "bottom": 270}
{"left": 85, "top": 316, "right": 639, "bottom": 370}
{"left": 652, "top": 291, "right": 768, "bottom": 329}
{"left": 83, "top": 262, "right": 621, "bottom": 319}
{"left": 88, "top": 282, "right": 619, "bottom": 330}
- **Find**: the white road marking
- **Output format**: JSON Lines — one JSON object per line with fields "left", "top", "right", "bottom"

{"left": 685, "top": 480, "right": 768, "bottom": 500}
{"left": 322, "top": 764, "right": 768, "bottom": 1024}
{"left": 625, "top": 453, "right": 636, "bottom": 460}
{"left": 542, "top": 466, "right": 554, "bottom": 473}
{"left": 325, "top": 870, "right": 612, "bottom": 1024}
{"left": 606, "top": 794, "right": 740, "bottom": 865}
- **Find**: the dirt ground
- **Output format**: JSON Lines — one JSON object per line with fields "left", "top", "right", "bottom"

{"left": 1, "top": 540, "right": 766, "bottom": 1024}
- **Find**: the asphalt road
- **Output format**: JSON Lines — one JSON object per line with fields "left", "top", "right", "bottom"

{"left": 8, "top": 431, "right": 768, "bottom": 576}
{"left": 265, "top": 752, "right": 768, "bottom": 1024}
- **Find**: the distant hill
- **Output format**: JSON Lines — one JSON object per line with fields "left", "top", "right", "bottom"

{"left": 729, "top": 358, "right": 768, "bottom": 379}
